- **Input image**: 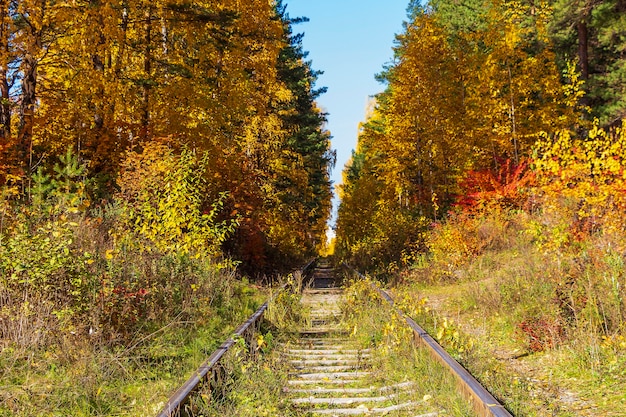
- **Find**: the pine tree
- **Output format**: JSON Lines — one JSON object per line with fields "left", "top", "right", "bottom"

{"left": 549, "top": 0, "right": 626, "bottom": 125}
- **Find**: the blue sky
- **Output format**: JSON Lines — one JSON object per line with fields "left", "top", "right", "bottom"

{"left": 283, "top": 0, "right": 411, "bottom": 226}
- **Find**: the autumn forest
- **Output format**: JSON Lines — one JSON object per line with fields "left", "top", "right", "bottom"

{"left": 1, "top": 1, "right": 334, "bottom": 413}
{"left": 0, "top": 0, "right": 334, "bottom": 265}
{"left": 335, "top": 0, "right": 626, "bottom": 413}
{"left": 1, "top": 0, "right": 626, "bottom": 414}
{"left": 337, "top": 0, "right": 626, "bottom": 270}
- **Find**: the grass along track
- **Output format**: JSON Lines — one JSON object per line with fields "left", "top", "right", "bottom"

{"left": 283, "top": 266, "right": 444, "bottom": 416}
{"left": 196, "top": 262, "right": 486, "bottom": 416}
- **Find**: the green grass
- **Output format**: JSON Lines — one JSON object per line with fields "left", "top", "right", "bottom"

{"left": 341, "top": 278, "right": 478, "bottom": 416}
{"left": 199, "top": 275, "right": 476, "bottom": 417}
{"left": 0, "top": 280, "right": 265, "bottom": 417}
{"left": 194, "top": 278, "right": 310, "bottom": 417}
{"left": 392, "top": 210, "right": 626, "bottom": 416}
{"left": 195, "top": 335, "right": 310, "bottom": 417}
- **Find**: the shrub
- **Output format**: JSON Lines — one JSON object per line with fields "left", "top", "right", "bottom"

{"left": 346, "top": 205, "right": 428, "bottom": 277}
{"left": 517, "top": 316, "right": 565, "bottom": 352}
{"left": 456, "top": 158, "right": 535, "bottom": 214}
{"left": 0, "top": 145, "right": 246, "bottom": 348}
{"left": 114, "top": 141, "right": 238, "bottom": 258}
{"left": 0, "top": 149, "right": 94, "bottom": 344}
{"left": 533, "top": 121, "right": 626, "bottom": 242}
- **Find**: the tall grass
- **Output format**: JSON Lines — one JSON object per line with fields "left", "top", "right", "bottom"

{"left": 195, "top": 277, "right": 308, "bottom": 417}
{"left": 342, "top": 277, "right": 478, "bottom": 416}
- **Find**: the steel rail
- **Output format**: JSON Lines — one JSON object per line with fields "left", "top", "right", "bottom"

{"left": 346, "top": 264, "right": 513, "bottom": 417}
{"left": 155, "top": 260, "right": 317, "bottom": 417}
{"left": 155, "top": 302, "right": 268, "bottom": 417}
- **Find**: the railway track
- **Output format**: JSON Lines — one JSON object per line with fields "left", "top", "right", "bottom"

{"left": 156, "top": 261, "right": 512, "bottom": 417}
{"left": 283, "top": 262, "right": 440, "bottom": 416}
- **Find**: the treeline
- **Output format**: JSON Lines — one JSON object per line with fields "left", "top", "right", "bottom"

{"left": 336, "top": 0, "right": 626, "bottom": 272}
{"left": 0, "top": 0, "right": 333, "bottom": 370}
{"left": 0, "top": 0, "right": 333, "bottom": 270}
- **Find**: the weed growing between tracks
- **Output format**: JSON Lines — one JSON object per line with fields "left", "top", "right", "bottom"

{"left": 194, "top": 336, "right": 306, "bottom": 417}
{"left": 342, "top": 278, "right": 477, "bottom": 417}
{"left": 265, "top": 272, "right": 308, "bottom": 333}
{"left": 193, "top": 274, "right": 309, "bottom": 417}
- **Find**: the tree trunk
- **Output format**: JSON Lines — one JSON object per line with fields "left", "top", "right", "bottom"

{"left": 17, "top": 54, "right": 37, "bottom": 173}
{"left": 0, "top": 67, "right": 9, "bottom": 141}
{"left": 84, "top": 1, "right": 107, "bottom": 171}
{"left": 92, "top": 54, "right": 105, "bottom": 130}
{"left": 577, "top": 20, "right": 589, "bottom": 80}
{"left": 142, "top": 5, "right": 153, "bottom": 139}
{"left": 0, "top": 2, "right": 11, "bottom": 142}
{"left": 90, "top": 0, "right": 106, "bottom": 134}
{"left": 577, "top": 19, "right": 590, "bottom": 111}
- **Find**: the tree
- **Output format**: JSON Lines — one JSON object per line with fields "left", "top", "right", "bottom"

{"left": 428, "top": 0, "right": 488, "bottom": 34}
{"left": 223, "top": 2, "right": 334, "bottom": 270}
{"left": 8, "top": 0, "right": 76, "bottom": 175}
{"left": 336, "top": 0, "right": 586, "bottom": 270}
{"left": 272, "top": 2, "right": 334, "bottom": 256}
{"left": 0, "top": 0, "right": 335, "bottom": 273}
{"left": 0, "top": 0, "right": 13, "bottom": 142}
{"left": 549, "top": 0, "right": 626, "bottom": 125}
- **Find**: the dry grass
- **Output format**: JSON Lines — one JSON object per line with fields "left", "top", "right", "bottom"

{"left": 397, "top": 209, "right": 626, "bottom": 415}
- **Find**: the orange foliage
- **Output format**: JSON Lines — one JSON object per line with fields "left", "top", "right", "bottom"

{"left": 456, "top": 159, "right": 535, "bottom": 213}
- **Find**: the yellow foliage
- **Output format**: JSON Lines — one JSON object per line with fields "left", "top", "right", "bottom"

{"left": 533, "top": 120, "right": 626, "bottom": 233}
{"left": 115, "top": 141, "right": 237, "bottom": 257}
{"left": 336, "top": 0, "right": 584, "bottom": 271}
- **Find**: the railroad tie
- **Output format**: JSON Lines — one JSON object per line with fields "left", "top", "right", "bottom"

{"left": 282, "top": 263, "right": 441, "bottom": 416}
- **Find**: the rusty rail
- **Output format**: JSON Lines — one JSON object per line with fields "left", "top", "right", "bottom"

{"left": 156, "top": 260, "right": 317, "bottom": 417}
{"left": 346, "top": 265, "right": 513, "bottom": 417}
{"left": 155, "top": 302, "right": 268, "bottom": 417}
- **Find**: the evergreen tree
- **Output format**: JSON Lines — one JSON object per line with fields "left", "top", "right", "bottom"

{"left": 549, "top": 0, "right": 626, "bottom": 125}
{"left": 271, "top": 1, "right": 334, "bottom": 260}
